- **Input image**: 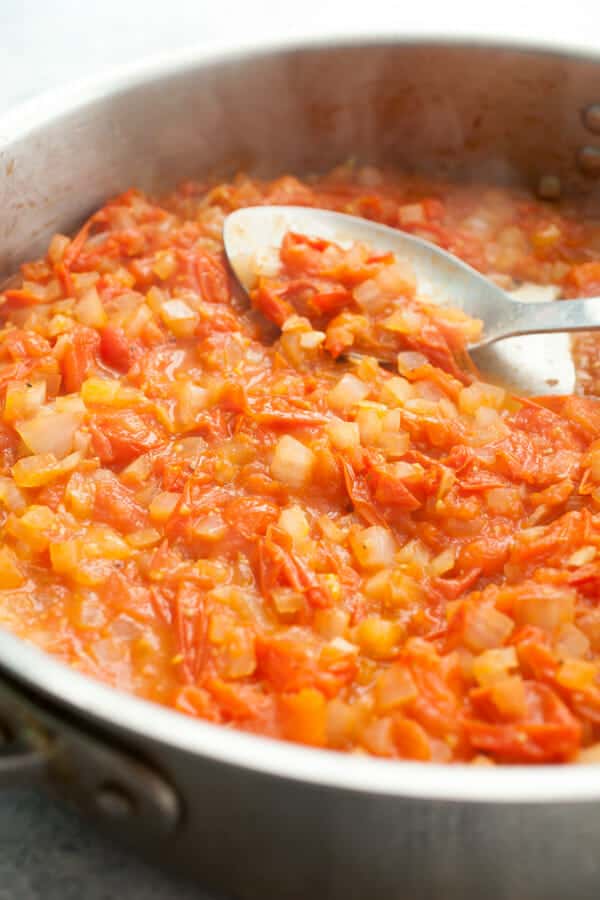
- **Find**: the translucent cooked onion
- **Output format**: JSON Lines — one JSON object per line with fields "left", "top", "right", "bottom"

{"left": 397, "top": 351, "right": 428, "bottom": 374}
{"left": 16, "top": 408, "right": 84, "bottom": 458}
{"left": 11, "top": 451, "right": 81, "bottom": 488}
{"left": 75, "top": 287, "right": 107, "bottom": 328}
{"left": 3, "top": 381, "right": 46, "bottom": 422}
{"left": 489, "top": 676, "right": 527, "bottom": 718}
{"left": 350, "top": 525, "right": 396, "bottom": 570}
{"left": 557, "top": 659, "right": 597, "bottom": 690}
{"left": 149, "top": 491, "right": 180, "bottom": 523}
{"left": 0, "top": 476, "right": 26, "bottom": 513}
{"left": 327, "top": 373, "right": 370, "bottom": 413}
{"left": 463, "top": 604, "right": 514, "bottom": 652}
{"left": 353, "top": 278, "right": 388, "bottom": 314}
{"left": 327, "top": 419, "right": 360, "bottom": 450}
{"left": 375, "top": 663, "right": 417, "bottom": 712}
{"left": 381, "top": 376, "right": 413, "bottom": 406}
{"left": 472, "top": 647, "right": 519, "bottom": 686}
{"left": 0, "top": 546, "right": 25, "bottom": 589}
{"left": 555, "top": 623, "right": 591, "bottom": 661}
{"left": 458, "top": 381, "right": 506, "bottom": 415}
{"left": 270, "top": 435, "right": 315, "bottom": 488}
{"left": 514, "top": 585, "right": 575, "bottom": 630}
{"left": 159, "top": 299, "right": 199, "bottom": 338}
{"left": 277, "top": 505, "right": 310, "bottom": 544}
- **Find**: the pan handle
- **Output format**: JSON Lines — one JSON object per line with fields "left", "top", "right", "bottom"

{"left": 0, "top": 675, "right": 181, "bottom": 841}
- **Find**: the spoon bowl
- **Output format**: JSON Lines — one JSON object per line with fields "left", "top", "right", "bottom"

{"left": 224, "top": 205, "right": 600, "bottom": 394}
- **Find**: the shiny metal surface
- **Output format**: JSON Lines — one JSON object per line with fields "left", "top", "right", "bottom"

{"left": 0, "top": 676, "right": 181, "bottom": 836}
{"left": 225, "top": 204, "right": 600, "bottom": 394}
{"left": 1, "top": 37, "right": 600, "bottom": 900}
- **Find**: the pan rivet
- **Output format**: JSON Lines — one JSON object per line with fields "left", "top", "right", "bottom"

{"left": 577, "top": 146, "right": 600, "bottom": 177}
{"left": 94, "top": 784, "right": 135, "bottom": 818}
{"left": 582, "top": 104, "right": 600, "bottom": 134}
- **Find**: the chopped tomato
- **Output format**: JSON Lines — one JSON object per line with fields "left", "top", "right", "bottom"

{"left": 1, "top": 166, "right": 600, "bottom": 766}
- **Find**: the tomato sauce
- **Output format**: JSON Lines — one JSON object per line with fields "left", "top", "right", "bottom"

{"left": 2, "top": 164, "right": 600, "bottom": 764}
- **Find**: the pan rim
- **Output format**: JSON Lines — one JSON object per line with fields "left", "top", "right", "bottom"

{"left": 2, "top": 33, "right": 600, "bottom": 803}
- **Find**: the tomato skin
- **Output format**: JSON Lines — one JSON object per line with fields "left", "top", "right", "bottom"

{"left": 465, "top": 682, "right": 581, "bottom": 763}
{"left": 196, "top": 252, "right": 230, "bottom": 304}
{"left": 90, "top": 408, "right": 165, "bottom": 464}
{"left": 93, "top": 471, "right": 147, "bottom": 533}
{"left": 100, "top": 325, "right": 138, "bottom": 372}
{"left": 8, "top": 167, "right": 600, "bottom": 767}
{"left": 61, "top": 326, "right": 100, "bottom": 392}
{"left": 255, "top": 635, "right": 350, "bottom": 698}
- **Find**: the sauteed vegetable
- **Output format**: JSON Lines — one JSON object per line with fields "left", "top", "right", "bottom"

{"left": 2, "top": 165, "right": 600, "bottom": 764}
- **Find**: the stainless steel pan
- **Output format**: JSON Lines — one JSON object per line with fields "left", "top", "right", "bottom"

{"left": 1, "top": 37, "right": 600, "bottom": 900}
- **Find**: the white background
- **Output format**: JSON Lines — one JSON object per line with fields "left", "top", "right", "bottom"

{"left": 1, "top": 0, "right": 599, "bottom": 111}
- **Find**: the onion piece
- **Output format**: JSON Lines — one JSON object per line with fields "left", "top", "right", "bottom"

{"left": 11, "top": 450, "right": 81, "bottom": 488}
{"left": 16, "top": 408, "right": 84, "bottom": 458}
{"left": 3, "top": 381, "right": 46, "bottom": 422}
{"left": 463, "top": 604, "right": 514, "bottom": 652}
{"left": 327, "top": 374, "right": 370, "bottom": 412}
{"left": 376, "top": 663, "right": 418, "bottom": 712}
{"left": 0, "top": 546, "right": 25, "bottom": 589}
{"left": 350, "top": 526, "right": 396, "bottom": 570}
{"left": 270, "top": 436, "right": 315, "bottom": 488}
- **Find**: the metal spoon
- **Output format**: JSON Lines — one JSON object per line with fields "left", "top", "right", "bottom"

{"left": 224, "top": 205, "right": 596, "bottom": 394}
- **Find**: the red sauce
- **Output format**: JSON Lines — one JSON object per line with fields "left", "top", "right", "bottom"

{"left": 1, "top": 165, "right": 600, "bottom": 764}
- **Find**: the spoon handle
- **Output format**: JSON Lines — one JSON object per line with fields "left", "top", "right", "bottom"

{"left": 497, "top": 297, "right": 600, "bottom": 342}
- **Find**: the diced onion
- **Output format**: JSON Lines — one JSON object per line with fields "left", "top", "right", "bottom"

{"left": 0, "top": 546, "right": 25, "bottom": 589}
{"left": 327, "top": 374, "right": 370, "bottom": 412}
{"left": 327, "top": 419, "right": 360, "bottom": 450}
{"left": 356, "top": 616, "right": 401, "bottom": 660}
{"left": 272, "top": 588, "right": 305, "bottom": 615}
{"left": 355, "top": 407, "right": 383, "bottom": 444}
{"left": 376, "top": 261, "right": 417, "bottom": 297}
{"left": 178, "top": 381, "right": 211, "bottom": 427}
{"left": 75, "top": 287, "right": 107, "bottom": 328}
{"left": 463, "top": 604, "right": 514, "bottom": 652}
{"left": 152, "top": 251, "right": 177, "bottom": 280}
{"left": 351, "top": 526, "right": 396, "bottom": 570}
{"left": 313, "top": 607, "right": 350, "bottom": 639}
{"left": 375, "top": 663, "right": 417, "bottom": 712}
{"left": 270, "top": 436, "right": 315, "bottom": 488}
{"left": 278, "top": 505, "right": 310, "bottom": 544}
{"left": 0, "top": 476, "right": 26, "bottom": 513}
{"left": 397, "top": 351, "right": 428, "bottom": 374}
{"left": 81, "top": 377, "right": 121, "bottom": 406}
{"left": 16, "top": 409, "right": 84, "bottom": 458}
{"left": 159, "top": 299, "right": 199, "bottom": 338}
{"left": 353, "top": 278, "right": 388, "bottom": 314}
{"left": 11, "top": 450, "right": 81, "bottom": 488}
{"left": 149, "top": 491, "right": 180, "bottom": 523}
{"left": 514, "top": 585, "right": 575, "bottom": 630}
{"left": 472, "top": 647, "right": 518, "bottom": 686}
{"left": 459, "top": 381, "right": 506, "bottom": 415}
{"left": 381, "top": 376, "right": 413, "bottom": 407}
{"left": 555, "top": 623, "right": 590, "bottom": 661}
{"left": 489, "top": 676, "right": 527, "bottom": 718}
{"left": 398, "top": 203, "right": 426, "bottom": 226}
{"left": 3, "top": 381, "right": 46, "bottom": 422}
{"left": 556, "top": 659, "right": 597, "bottom": 690}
